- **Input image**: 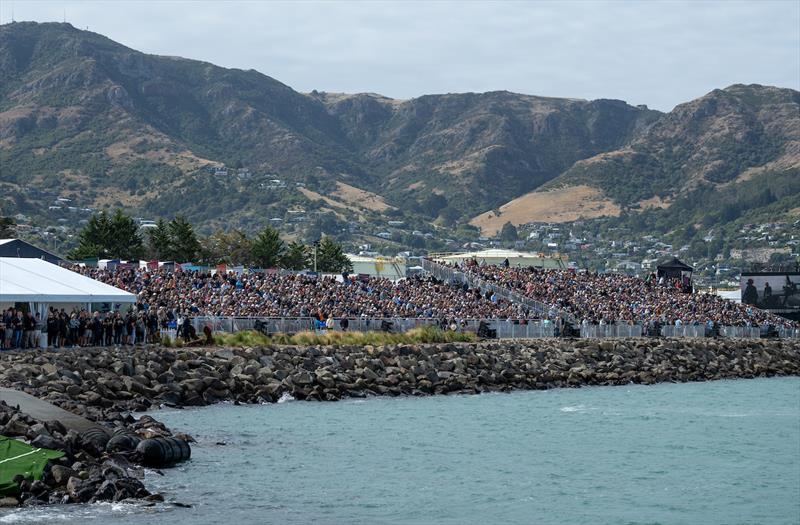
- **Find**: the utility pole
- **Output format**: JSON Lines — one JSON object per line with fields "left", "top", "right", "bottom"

{"left": 313, "top": 239, "right": 320, "bottom": 273}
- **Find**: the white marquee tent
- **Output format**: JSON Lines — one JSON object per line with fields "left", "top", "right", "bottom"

{"left": 0, "top": 258, "right": 136, "bottom": 315}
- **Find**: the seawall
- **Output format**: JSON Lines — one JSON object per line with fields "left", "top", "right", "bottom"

{"left": 1, "top": 339, "right": 798, "bottom": 413}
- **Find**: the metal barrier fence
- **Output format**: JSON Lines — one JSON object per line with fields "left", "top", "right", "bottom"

{"left": 182, "top": 315, "right": 797, "bottom": 340}
{"left": 579, "top": 324, "right": 643, "bottom": 338}
{"left": 189, "top": 316, "right": 557, "bottom": 339}
{"left": 777, "top": 327, "right": 800, "bottom": 339}
{"left": 661, "top": 325, "right": 708, "bottom": 338}
{"left": 719, "top": 326, "right": 762, "bottom": 339}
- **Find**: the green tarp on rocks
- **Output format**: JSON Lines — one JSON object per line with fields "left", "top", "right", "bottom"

{"left": 0, "top": 435, "right": 64, "bottom": 496}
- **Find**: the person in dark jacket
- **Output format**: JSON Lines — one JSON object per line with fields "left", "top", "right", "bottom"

{"left": 23, "top": 312, "right": 35, "bottom": 349}
{"left": 742, "top": 279, "right": 758, "bottom": 305}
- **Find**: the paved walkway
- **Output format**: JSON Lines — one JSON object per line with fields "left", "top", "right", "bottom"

{"left": 0, "top": 388, "right": 102, "bottom": 433}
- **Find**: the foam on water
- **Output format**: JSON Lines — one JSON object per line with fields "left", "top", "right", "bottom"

{"left": 276, "top": 392, "right": 295, "bottom": 403}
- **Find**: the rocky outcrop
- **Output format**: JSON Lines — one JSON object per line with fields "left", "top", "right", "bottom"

{"left": 1, "top": 339, "right": 798, "bottom": 411}
{"left": 0, "top": 402, "right": 175, "bottom": 507}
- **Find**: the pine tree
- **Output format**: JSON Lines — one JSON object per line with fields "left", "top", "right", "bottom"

{"left": 167, "top": 215, "right": 201, "bottom": 262}
{"left": 108, "top": 209, "right": 144, "bottom": 259}
{"left": 70, "top": 211, "right": 112, "bottom": 260}
{"left": 0, "top": 217, "right": 16, "bottom": 238}
{"left": 500, "top": 222, "right": 518, "bottom": 242}
{"left": 316, "top": 237, "right": 353, "bottom": 273}
{"left": 147, "top": 218, "right": 171, "bottom": 260}
{"left": 251, "top": 227, "right": 284, "bottom": 268}
{"left": 280, "top": 241, "right": 309, "bottom": 270}
{"left": 69, "top": 210, "right": 144, "bottom": 260}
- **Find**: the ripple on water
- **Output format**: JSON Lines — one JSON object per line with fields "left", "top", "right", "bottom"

{"left": 2, "top": 378, "right": 798, "bottom": 525}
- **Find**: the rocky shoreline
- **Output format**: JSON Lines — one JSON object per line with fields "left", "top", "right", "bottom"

{"left": 1, "top": 338, "right": 798, "bottom": 507}
{"left": 2, "top": 338, "right": 799, "bottom": 410}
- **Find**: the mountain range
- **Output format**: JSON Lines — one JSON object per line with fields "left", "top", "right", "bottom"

{"left": 1, "top": 21, "right": 798, "bottom": 244}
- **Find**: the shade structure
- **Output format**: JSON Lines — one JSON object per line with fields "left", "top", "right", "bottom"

{"left": 0, "top": 258, "right": 136, "bottom": 304}
{"left": 656, "top": 257, "right": 694, "bottom": 280}
{"left": 0, "top": 239, "right": 63, "bottom": 265}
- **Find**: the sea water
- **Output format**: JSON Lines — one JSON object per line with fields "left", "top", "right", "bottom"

{"left": 1, "top": 377, "right": 798, "bottom": 525}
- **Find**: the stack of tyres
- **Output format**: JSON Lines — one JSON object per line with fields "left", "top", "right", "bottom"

{"left": 79, "top": 428, "right": 110, "bottom": 456}
{"left": 136, "top": 437, "right": 192, "bottom": 467}
{"left": 106, "top": 428, "right": 142, "bottom": 453}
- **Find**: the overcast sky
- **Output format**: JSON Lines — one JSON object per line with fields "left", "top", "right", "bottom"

{"left": 2, "top": 0, "right": 798, "bottom": 111}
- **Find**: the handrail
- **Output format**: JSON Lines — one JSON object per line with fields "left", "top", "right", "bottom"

{"left": 421, "top": 258, "right": 578, "bottom": 325}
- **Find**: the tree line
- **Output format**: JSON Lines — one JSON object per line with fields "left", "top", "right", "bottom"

{"left": 68, "top": 210, "right": 353, "bottom": 272}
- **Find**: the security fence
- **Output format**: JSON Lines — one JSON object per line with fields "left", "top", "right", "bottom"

{"left": 188, "top": 316, "right": 557, "bottom": 339}
{"left": 777, "top": 327, "right": 800, "bottom": 339}
{"left": 718, "top": 326, "right": 763, "bottom": 339}
{"left": 579, "top": 324, "right": 643, "bottom": 338}
{"left": 661, "top": 325, "right": 708, "bottom": 338}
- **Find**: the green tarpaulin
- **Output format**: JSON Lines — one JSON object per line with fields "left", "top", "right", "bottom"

{"left": 0, "top": 435, "right": 64, "bottom": 496}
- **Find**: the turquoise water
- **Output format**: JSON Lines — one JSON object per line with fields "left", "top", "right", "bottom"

{"left": 1, "top": 377, "right": 799, "bottom": 525}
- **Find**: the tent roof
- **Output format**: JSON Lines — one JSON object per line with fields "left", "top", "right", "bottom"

{"left": 0, "top": 238, "right": 63, "bottom": 262}
{"left": 657, "top": 257, "right": 694, "bottom": 271}
{"left": 0, "top": 258, "right": 136, "bottom": 303}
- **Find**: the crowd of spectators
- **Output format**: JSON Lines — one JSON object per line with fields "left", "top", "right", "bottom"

{"left": 3, "top": 260, "right": 794, "bottom": 350}
{"left": 1, "top": 306, "right": 163, "bottom": 349}
{"left": 71, "top": 266, "right": 533, "bottom": 324}
{"left": 459, "top": 259, "right": 797, "bottom": 329}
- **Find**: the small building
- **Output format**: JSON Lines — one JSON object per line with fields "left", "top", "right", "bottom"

{"left": 0, "top": 239, "right": 63, "bottom": 265}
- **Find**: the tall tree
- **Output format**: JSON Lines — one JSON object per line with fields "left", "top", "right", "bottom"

{"left": 68, "top": 210, "right": 142, "bottom": 259}
{"left": 167, "top": 215, "right": 201, "bottom": 262}
{"left": 500, "top": 221, "right": 518, "bottom": 242}
{"left": 201, "top": 229, "right": 254, "bottom": 266}
{"left": 108, "top": 209, "right": 144, "bottom": 259}
{"left": 70, "top": 211, "right": 112, "bottom": 260}
{"left": 147, "top": 218, "right": 171, "bottom": 260}
{"left": 316, "top": 236, "right": 353, "bottom": 273}
{"left": 251, "top": 226, "right": 284, "bottom": 268}
{"left": 281, "top": 241, "right": 309, "bottom": 270}
{"left": 0, "top": 217, "right": 16, "bottom": 238}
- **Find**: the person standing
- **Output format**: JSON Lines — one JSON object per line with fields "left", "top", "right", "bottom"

{"left": 23, "top": 312, "right": 35, "bottom": 349}
{"left": 46, "top": 309, "right": 57, "bottom": 348}
{"left": 12, "top": 311, "right": 23, "bottom": 348}
{"left": 742, "top": 279, "right": 758, "bottom": 305}
{"left": 33, "top": 313, "right": 43, "bottom": 349}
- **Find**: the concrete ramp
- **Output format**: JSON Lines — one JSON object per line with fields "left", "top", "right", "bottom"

{"left": 0, "top": 388, "right": 103, "bottom": 433}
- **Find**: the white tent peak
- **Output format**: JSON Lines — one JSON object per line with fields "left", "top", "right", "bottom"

{"left": 0, "top": 258, "right": 136, "bottom": 303}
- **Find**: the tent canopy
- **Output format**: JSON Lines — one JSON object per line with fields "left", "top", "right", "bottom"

{"left": 0, "top": 258, "right": 136, "bottom": 303}
{"left": 0, "top": 239, "right": 63, "bottom": 264}
{"left": 657, "top": 257, "right": 694, "bottom": 279}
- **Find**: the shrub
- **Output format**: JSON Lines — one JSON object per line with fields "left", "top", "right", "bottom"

{"left": 212, "top": 327, "right": 476, "bottom": 347}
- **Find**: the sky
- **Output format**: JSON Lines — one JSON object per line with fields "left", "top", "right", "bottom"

{"left": 1, "top": 0, "right": 798, "bottom": 111}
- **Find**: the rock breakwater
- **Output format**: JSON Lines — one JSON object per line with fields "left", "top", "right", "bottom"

{"left": 1, "top": 338, "right": 797, "bottom": 506}
{"left": 2, "top": 339, "right": 798, "bottom": 412}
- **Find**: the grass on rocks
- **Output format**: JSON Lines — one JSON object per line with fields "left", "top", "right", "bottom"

{"left": 210, "top": 326, "right": 476, "bottom": 347}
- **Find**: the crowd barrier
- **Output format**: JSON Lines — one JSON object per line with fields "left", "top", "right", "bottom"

{"left": 661, "top": 325, "right": 708, "bottom": 338}
{"left": 777, "top": 327, "right": 800, "bottom": 339}
{"left": 182, "top": 315, "right": 799, "bottom": 341}
{"left": 579, "top": 324, "right": 643, "bottom": 338}
{"left": 188, "top": 316, "right": 558, "bottom": 339}
{"left": 719, "top": 326, "right": 762, "bottom": 339}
